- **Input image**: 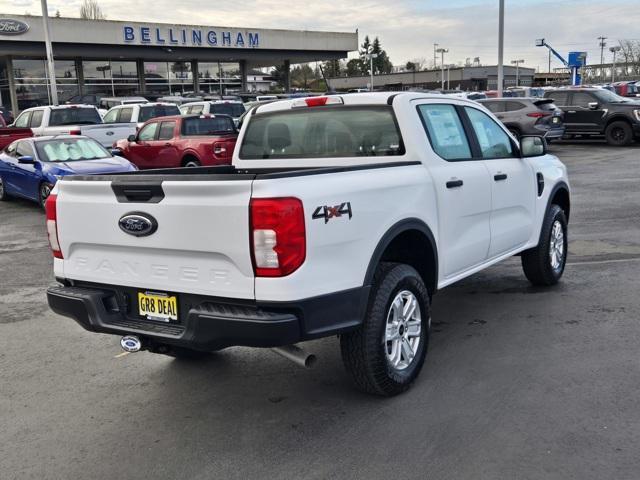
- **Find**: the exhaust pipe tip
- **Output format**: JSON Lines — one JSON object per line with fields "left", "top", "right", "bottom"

{"left": 272, "top": 344, "right": 317, "bottom": 369}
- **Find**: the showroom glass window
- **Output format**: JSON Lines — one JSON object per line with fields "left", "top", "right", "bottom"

{"left": 198, "top": 62, "right": 241, "bottom": 95}
{"left": 13, "top": 59, "right": 80, "bottom": 109}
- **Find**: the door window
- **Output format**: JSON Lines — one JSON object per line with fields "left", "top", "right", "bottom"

{"left": 4, "top": 141, "right": 18, "bottom": 156}
{"left": 547, "top": 91, "right": 569, "bottom": 105}
{"left": 138, "top": 122, "right": 159, "bottom": 141}
{"left": 14, "top": 112, "right": 32, "bottom": 128}
{"left": 29, "top": 110, "right": 44, "bottom": 128}
{"left": 189, "top": 105, "right": 205, "bottom": 114}
{"left": 103, "top": 109, "right": 120, "bottom": 124}
{"left": 158, "top": 121, "right": 176, "bottom": 140}
{"left": 16, "top": 141, "right": 35, "bottom": 158}
{"left": 118, "top": 107, "right": 134, "bottom": 123}
{"left": 417, "top": 104, "right": 472, "bottom": 161}
{"left": 464, "top": 107, "right": 515, "bottom": 159}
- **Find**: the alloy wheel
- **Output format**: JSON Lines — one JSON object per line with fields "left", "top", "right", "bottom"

{"left": 384, "top": 290, "right": 422, "bottom": 370}
{"left": 549, "top": 220, "right": 565, "bottom": 271}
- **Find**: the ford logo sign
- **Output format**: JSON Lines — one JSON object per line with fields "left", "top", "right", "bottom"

{"left": 0, "top": 19, "right": 29, "bottom": 36}
{"left": 118, "top": 212, "right": 158, "bottom": 237}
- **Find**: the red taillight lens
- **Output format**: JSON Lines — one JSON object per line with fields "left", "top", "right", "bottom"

{"left": 69, "top": 129, "right": 81, "bottom": 135}
{"left": 250, "top": 198, "right": 305, "bottom": 277}
{"left": 526, "top": 112, "right": 551, "bottom": 118}
{"left": 45, "top": 194, "right": 63, "bottom": 259}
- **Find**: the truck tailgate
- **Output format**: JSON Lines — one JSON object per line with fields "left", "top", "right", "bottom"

{"left": 55, "top": 178, "right": 255, "bottom": 299}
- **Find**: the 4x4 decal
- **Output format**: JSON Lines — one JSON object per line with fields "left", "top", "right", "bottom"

{"left": 312, "top": 202, "right": 353, "bottom": 223}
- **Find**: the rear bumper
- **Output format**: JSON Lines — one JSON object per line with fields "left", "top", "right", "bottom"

{"left": 47, "top": 282, "right": 369, "bottom": 351}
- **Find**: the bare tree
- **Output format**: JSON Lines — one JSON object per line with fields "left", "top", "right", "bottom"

{"left": 79, "top": 0, "right": 106, "bottom": 20}
{"left": 408, "top": 58, "right": 427, "bottom": 71}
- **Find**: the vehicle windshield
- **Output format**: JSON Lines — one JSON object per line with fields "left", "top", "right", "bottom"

{"left": 593, "top": 89, "right": 633, "bottom": 103}
{"left": 35, "top": 138, "right": 110, "bottom": 162}
{"left": 49, "top": 108, "right": 102, "bottom": 126}
{"left": 210, "top": 103, "right": 246, "bottom": 118}
{"left": 138, "top": 105, "right": 181, "bottom": 122}
{"left": 239, "top": 106, "right": 404, "bottom": 159}
{"left": 181, "top": 116, "right": 236, "bottom": 136}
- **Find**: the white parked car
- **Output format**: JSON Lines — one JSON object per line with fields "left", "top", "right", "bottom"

{"left": 102, "top": 102, "right": 181, "bottom": 129}
{"left": 46, "top": 93, "right": 570, "bottom": 396}
{"left": 180, "top": 100, "right": 246, "bottom": 126}
{"left": 12, "top": 105, "right": 137, "bottom": 148}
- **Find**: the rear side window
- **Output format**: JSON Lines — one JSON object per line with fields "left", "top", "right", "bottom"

{"left": 417, "top": 104, "right": 472, "bottom": 161}
{"left": 546, "top": 91, "right": 569, "bottom": 105}
{"left": 139, "top": 105, "right": 180, "bottom": 122}
{"left": 158, "top": 121, "right": 176, "bottom": 140}
{"left": 505, "top": 101, "right": 526, "bottom": 111}
{"left": 464, "top": 107, "right": 514, "bottom": 159}
{"left": 240, "top": 106, "right": 404, "bottom": 159}
{"left": 182, "top": 117, "right": 235, "bottom": 135}
{"left": 210, "top": 103, "right": 245, "bottom": 118}
{"left": 29, "top": 110, "right": 44, "bottom": 127}
{"left": 49, "top": 108, "right": 101, "bottom": 126}
{"left": 481, "top": 102, "right": 505, "bottom": 113}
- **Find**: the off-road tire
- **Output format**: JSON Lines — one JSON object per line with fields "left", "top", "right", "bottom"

{"left": 605, "top": 121, "right": 633, "bottom": 146}
{"left": 340, "top": 262, "right": 430, "bottom": 396}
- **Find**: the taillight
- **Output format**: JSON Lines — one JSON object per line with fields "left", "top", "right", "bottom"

{"left": 45, "top": 194, "right": 63, "bottom": 259}
{"left": 526, "top": 112, "right": 551, "bottom": 118}
{"left": 250, "top": 198, "right": 305, "bottom": 277}
{"left": 69, "top": 129, "right": 81, "bottom": 135}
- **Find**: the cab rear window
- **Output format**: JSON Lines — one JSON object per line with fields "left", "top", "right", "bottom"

{"left": 239, "top": 106, "right": 404, "bottom": 159}
{"left": 49, "top": 108, "right": 101, "bottom": 126}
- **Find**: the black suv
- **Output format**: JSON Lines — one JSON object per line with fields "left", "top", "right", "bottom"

{"left": 543, "top": 88, "right": 640, "bottom": 146}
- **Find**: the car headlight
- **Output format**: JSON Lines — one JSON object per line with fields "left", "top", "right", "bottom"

{"left": 634, "top": 110, "right": 640, "bottom": 122}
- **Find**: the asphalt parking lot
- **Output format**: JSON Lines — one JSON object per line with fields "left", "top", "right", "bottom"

{"left": 1, "top": 140, "right": 639, "bottom": 480}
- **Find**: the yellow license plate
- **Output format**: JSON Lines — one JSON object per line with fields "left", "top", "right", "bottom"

{"left": 138, "top": 291, "right": 178, "bottom": 322}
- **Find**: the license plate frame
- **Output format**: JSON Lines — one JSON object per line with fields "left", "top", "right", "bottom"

{"left": 137, "top": 291, "right": 178, "bottom": 323}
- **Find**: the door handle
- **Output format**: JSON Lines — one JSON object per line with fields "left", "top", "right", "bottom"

{"left": 567, "top": 110, "right": 576, "bottom": 114}
{"left": 446, "top": 180, "right": 463, "bottom": 189}
{"left": 494, "top": 173, "right": 508, "bottom": 181}
{"left": 164, "top": 142, "right": 171, "bottom": 147}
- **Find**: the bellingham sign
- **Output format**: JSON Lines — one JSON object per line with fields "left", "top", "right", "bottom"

{"left": 123, "top": 25, "right": 260, "bottom": 48}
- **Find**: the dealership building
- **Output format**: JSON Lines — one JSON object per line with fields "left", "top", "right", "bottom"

{"left": 0, "top": 15, "right": 357, "bottom": 113}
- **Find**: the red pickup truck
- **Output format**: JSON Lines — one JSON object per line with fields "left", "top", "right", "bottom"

{"left": 0, "top": 114, "right": 33, "bottom": 150}
{"left": 113, "top": 114, "right": 238, "bottom": 169}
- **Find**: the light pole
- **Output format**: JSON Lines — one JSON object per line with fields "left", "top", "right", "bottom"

{"left": 609, "top": 46, "right": 621, "bottom": 83}
{"left": 41, "top": 0, "right": 58, "bottom": 105}
{"left": 366, "top": 51, "right": 378, "bottom": 91}
{"left": 598, "top": 36, "right": 607, "bottom": 82}
{"left": 510, "top": 59, "right": 524, "bottom": 86}
{"left": 433, "top": 43, "right": 438, "bottom": 70}
{"left": 497, "top": 0, "right": 505, "bottom": 97}
{"left": 436, "top": 48, "right": 448, "bottom": 90}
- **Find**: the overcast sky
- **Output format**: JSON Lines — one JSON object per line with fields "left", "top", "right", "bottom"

{"left": 5, "top": 0, "right": 640, "bottom": 70}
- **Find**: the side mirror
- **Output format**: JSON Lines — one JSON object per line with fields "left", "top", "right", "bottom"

{"left": 127, "top": 134, "right": 136, "bottom": 142}
{"left": 520, "top": 136, "right": 547, "bottom": 157}
{"left": 17, "top": 155, "right": 35, "bottom": 164}
{"left": 111, "top": 148, "right": 121, "bottom": 156}
{"left": 588, "top": 102, "right": 599, "bottom": 110}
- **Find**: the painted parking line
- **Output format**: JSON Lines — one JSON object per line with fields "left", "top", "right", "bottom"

{"left": 114, "top": 351, "right": 130, "bottom": 358}
{"left": 567, "top": 257, "right": 640, "bottom": 266}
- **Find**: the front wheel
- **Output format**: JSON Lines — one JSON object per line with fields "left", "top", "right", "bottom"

{"left": 0, "top": 176, "right": 10, "bottom": 201}
{"left": 39, "top": 182, "right": 53, "bottom": 209}
{"left": 340, "top": 263, "right": 430, "bottom": 396}
{"left": 521, "top": 204, "right": 568, "bottom": 286}
{"left": 183, "top": 158, "right": 201, "bottom": 168}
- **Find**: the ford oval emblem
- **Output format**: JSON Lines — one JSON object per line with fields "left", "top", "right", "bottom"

{"left": 0, "top": 19, "right": 30, "bottom": 36}
{"left": 118, "top": 212, "right": 158, "bottom": 237}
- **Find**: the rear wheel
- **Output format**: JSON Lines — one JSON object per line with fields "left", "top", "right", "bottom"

{"left": 521, "top": 204, "right": 568, "bottom": 286}
{"left": 340, "top": 263, "right": 430, "bottom": 396}
{"left": 0, "top": 176, "right": 10, "bottom": 201}
{"left": 605, "top": 121, "right": 633, "bottom": 146}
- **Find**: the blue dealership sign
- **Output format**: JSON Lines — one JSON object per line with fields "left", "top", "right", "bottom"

{"left": 0, "top": 18, "right": 30, "bottom": 35}
{"left": 123, "top": 25, "right": 259, "bottom": 48}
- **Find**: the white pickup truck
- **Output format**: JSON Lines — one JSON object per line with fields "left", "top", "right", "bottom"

{"left": 45, "top": 93, "right": 570, "bottom": 396}
{"left": 12, "top": 105, "right": 136, "bottom": 147}
{"left": 102, "top": 102, "right": 181, "bottom": 129}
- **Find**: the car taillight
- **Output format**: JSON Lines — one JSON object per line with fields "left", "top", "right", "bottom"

{"left": 69, "top": 129, "right": 81, "bottom": 135}
{"left": 250, "top": 198, "right": 305, "bottom": 277}
{"left": 527, "top": 112, "right": 551, "bottom": 118}
{"left": 45, "top": 194, "right": 63, "bottom": 259}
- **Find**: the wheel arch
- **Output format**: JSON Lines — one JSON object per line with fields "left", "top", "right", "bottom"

{"left": 605, "top": 115, "right": 633, "bottom": 129}
{"left": 364, "top": 219, "right": 438, "bottom": 297}
{"left": 547, "top": 181, "right": 571, "bottom": 222}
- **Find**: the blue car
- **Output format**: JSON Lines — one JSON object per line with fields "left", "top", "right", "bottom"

{"left": 0, "top": 135, "right": 137, "bottom": 208}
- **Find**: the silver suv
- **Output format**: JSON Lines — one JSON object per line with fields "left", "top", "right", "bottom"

{"left": 478, "top": 98, "right": 565, "bottom": 141}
